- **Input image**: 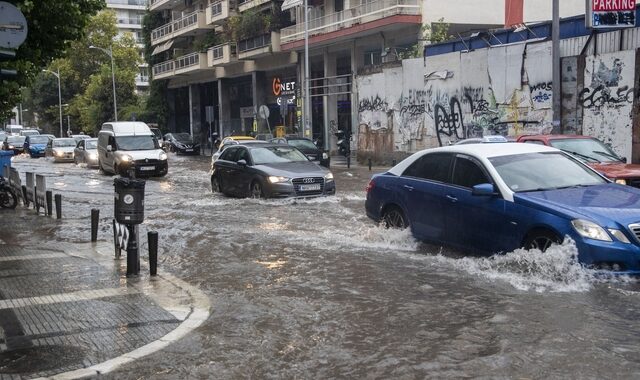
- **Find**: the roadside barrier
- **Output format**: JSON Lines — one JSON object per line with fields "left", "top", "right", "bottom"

{"left": 3, "top": 167, "right": 62, "bottom": 217}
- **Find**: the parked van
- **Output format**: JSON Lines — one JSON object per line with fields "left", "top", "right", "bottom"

{"left": 97, "top": 122, "right": 168, "bottom": 177}
{"left": 5, "top": 125, "right": 23, "bottom": 136}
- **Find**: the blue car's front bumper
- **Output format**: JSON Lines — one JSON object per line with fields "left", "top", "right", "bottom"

{"left": 29, "top": 146, "right": 45, "bottom": 157}
{"left": 574, "top": 237, "right": 640, "bottom": 274}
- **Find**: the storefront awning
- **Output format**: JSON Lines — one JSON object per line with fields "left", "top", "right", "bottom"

{"left": 151, "top": 40, "right": 174, "bottom": 56}
{"left": 281, "top": 0, "right": 302, "bottom": 11}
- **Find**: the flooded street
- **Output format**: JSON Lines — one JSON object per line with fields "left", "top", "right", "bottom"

{"left": 10, "top": 153, "right": 640, "bottom": 378}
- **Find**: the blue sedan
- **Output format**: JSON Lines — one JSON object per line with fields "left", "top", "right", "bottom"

{"left": 23, "top": 135, "right": 49, "bottom": 158}
{"left": 365, "top": 143, "right": 640, "bottom": 273}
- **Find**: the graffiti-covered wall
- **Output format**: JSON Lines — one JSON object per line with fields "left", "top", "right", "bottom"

{"left": 580, "top": 51, "right": 636, "bottom": 160}
{"left": 357, "top": 41, "right": 640, "bottom": 160}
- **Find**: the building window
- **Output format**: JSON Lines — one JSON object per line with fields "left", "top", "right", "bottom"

{"left": 364, "top": 51, "right": 381, "bottom": 66}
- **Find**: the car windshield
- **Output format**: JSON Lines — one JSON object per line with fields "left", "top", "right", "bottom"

{"left": 116, "top": 135, "right": 158, "bottom": 151}
{"left": 174, "top": 133, "right": 193, "bottom": 143}
{"left": 85, "top": 140, "right": 98, "bottom": 149}
{"left": 549, "top": 138, "right": 623, "bottom": 163}
{"left": 489, "top": 152, "right": 607, "bottom": 192}
{"left": 7, "top": 136, "right": 25, "bottom": 143}
{"left": 288, "top": 139, "right": 317, "bottom": 150}
{"left": 53, "top": 138, "right": 76, "bottom": 147}
{"left": 29, "top": 136, "right": 49, "bottom": 144}
{"left": 251, "top": 146, "right": 309, "bottom": 164}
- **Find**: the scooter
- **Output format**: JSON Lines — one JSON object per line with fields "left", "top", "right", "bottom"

{"left": 0, "top": 176, "right": 17, "bottom": 209}
{"left": 335, "top": 129, "right": 350, "bottom": 157}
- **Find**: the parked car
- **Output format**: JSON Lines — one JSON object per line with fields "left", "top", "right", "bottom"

{"left": 211, "top": 136, "right": 257, "bottom": 162}
{"left": 454, "top": 135, "right": 509, "bottom": 145}
{"left": 270, "top": 136, "right": 330, "bottom": 168}
{"left": 3, "top": 135, "right": 26, "bottom": 154}
{"left": 210, "top": 143, "right": 336, "bottom": 198}
{"left": 163, "top": 133, "right": 200, "bottom": 155}
{"left": 24, "top": 135, "right": 50, "bottom": 158}
{"left": 74, "top": 138, "right": 99, "bottom": 167}
{"left": 19, "top": 129, "right": 40, "bottom": 137}
{"left": 517, "top": 134, "right": 640, "bottom": 187}
{"left": 46, "top": 137, "right": 77, "bottom": 162}
{"left": 365, "top": 142, "right": 640, "bottom": 273}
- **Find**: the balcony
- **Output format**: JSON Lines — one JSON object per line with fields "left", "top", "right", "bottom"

{"left": 151, "top": 11, "right": 214, "bottom": 46}
{"left": 116, "top": 17, "right": 143, "bottom": 29}
{"left": 237, "top": 0, "right": 270, "bottom": 12}
{"left": 206, "top": 0, "right": 236, "bottom": 25}
{"left": 152, "top": 52, "right": 209, "bottom": 79}
{"left": 280, "top": 0, "right": 421, "bottom": 45}
{"left": 149, "top": 0, "right": 183, "bottom": 11}
{"left": 107, "top": 0, "right": 147, "bottom": 10}
{"left": 207, "top": 43, "right": 237, "bottom": 66}
{"left": 237, "top": 32, "right": 280, "bottom": 60}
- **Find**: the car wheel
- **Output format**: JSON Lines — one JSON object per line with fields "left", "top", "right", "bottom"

{"left": 211, "top": 175, "right": 221, "bottom": 193}
{"left": 382, "top": 206, "right": 408, "bottom": 229}
{"left": 523, "top": 230, "right": 562, "bottom": 252}
{"left": 74, "top": 156, "right": 79, "bottom": 165}
{"left": 250, "top": 180, "right": 263, "bottom": 199}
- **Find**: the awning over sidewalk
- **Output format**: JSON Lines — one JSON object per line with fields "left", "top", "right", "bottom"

{"left": 281, "top": 0, "right": 302, "bottom": 11}
{"left": 151, "top": 40, "right": 174, "bottom": 56}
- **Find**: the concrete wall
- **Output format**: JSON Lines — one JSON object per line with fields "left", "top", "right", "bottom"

{"left": 356, "top": 42, "right": 640, "bottom": 161}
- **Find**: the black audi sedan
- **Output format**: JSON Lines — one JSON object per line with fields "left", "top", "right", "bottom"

{"left": 269, "top": 136, "right": 330, "bottom": 168}
{"left": 210, "top": 143, "right": 335, "bottom": 198}
{"left": 163, "top": 133, "right": 200, "bottom": 155}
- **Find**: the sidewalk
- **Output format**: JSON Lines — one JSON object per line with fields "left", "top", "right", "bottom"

{"left": 0, "top": 210, "right": 210, "bottom": 379}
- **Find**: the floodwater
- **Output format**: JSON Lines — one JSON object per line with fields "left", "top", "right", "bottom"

{"left": 10, "top": 153, "right": 640, "bottom": 378}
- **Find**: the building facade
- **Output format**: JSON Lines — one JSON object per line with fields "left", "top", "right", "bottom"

{"left": 106, "top": 0, "right": 150, "bottom": 92}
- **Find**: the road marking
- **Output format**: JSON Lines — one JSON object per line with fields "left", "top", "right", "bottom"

{"left": 0, "top": 287, "right": 139, "bottom": 310}
{"left": 0, "top": 252, "right": 68, "bottom": 261}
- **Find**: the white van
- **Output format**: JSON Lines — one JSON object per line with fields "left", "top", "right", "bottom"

{"left": 5, "top": 125, "right": 23, "bottom": 136}
{"left": 97, "top": 122, "right": 168, "bottom": 177}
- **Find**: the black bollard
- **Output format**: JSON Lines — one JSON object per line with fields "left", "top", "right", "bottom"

{"left": 148, "top": 231, "right": 158, "bottom": 276}
{"left": 347, "top": 155, "right": 351, "bottom": 169}
{"left": 113, "top": 219, "right": 121, "bottom": 259}
{"left": 91, "top": 209, "right": 100, "bottom": 242}
{"left": 126, "top": 224, "right": 139, "bottom": 276}
{"left": 368, "top": 158, "right": 372, "bottom": 171}
{"left": 392, "top": 159, "right": 396, "bottom": 166}
{"left": 54, "top": 194, "right": 62, "bottom": 219}
{"left": 46, "top": 190, "right": 53, "bottom": 216}
{"left": 21, "top": 185, "right": 28, "bottom": 207}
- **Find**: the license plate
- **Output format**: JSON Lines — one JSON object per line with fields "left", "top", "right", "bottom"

{"left": 140, "top": 166, "right": 155, "bottom": 171}
{"left": 299, "top": 184, "right": 321, "bottom": 191}
{"left": 186, "top": 149, "right": 193, "bottom": 152}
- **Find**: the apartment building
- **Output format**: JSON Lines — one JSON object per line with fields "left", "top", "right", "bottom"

{"left": 106, "top": 0, "right": 150, "bottom": 92}
{"left": 149, "top": 0, "right": 585, "bottom": 149}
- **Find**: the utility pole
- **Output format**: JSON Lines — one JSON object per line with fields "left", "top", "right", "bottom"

{"left": 552, "top": 0, "right": 561, "bottom": 133}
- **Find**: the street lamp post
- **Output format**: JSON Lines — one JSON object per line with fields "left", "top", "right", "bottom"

{"left": 89, "top": 45, "right": 118, "bottom": 121}
{"left": 303, "top": 0, "right": 310, "bottom": 139}
{"left": 42, "top": 68, "right": 63, "bottom": 137}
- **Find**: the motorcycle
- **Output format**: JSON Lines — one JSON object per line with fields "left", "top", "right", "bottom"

{"left": 0, "top": 176, "right": 17, "bottom": 209}
{"left": 335, "top": 129, "right": 351, "bottom": 157}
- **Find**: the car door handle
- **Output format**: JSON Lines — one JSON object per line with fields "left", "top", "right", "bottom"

{"left": 446, "top": 195, "right": 458, "bottom": 203}
{"left": 403, "top": 185, "right": 414, "bottom": 191}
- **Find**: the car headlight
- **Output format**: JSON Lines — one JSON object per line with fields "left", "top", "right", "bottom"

{"left": 322, "top": 152, "right": 329, "bottom": 160}
{"left": 608, "top": 228, "right": 631, "bottom": 243}
{"left": 324, "top": 172, "right": 334, "bottom": 181}
{"left": 571, "top": 219, "right": 612, "bottom": 242}
{"left": 159, "top": 151, "right": 168, "bottom": 160}
{"left": 268, "top": 176, "right": 289, "bottom": 183}
{"left": 55, "top": 150, "right": 64, "bottom": 157}
{"left": 615, "top": 179, "right": 627, "bottom": 185}
{"left": 8, "top": 145, "right": 14, "bottom": 149}
{"left": 120, "top": 154, "right": 133, "bottom": 162}
{"left": 88, "top": 153, "right": 97, "bottom": 160}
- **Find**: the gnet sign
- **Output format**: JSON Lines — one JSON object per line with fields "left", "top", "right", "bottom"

{"left": 593, "top": 0, "right": 636, "bottom": 12}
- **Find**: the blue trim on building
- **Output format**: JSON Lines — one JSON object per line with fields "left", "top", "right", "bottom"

{"left": 424, "top": 6, "right": 639, "bottom": 57}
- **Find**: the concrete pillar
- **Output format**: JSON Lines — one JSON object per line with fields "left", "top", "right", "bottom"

{"left": 218, "top": 79, "right": 231, "bottom": 137}
{"left": 252, "top": 71, "right": 267, "bottom": 134}
{"left": 323, "top": 49, "right": 337, "bottom": 151}
{"left": 351, "top": 39, "right": 359, "bottom": 153}
{"left": 189, "top": 84, "right": 202, "bottom": 139}
{"left": 167, "top": 89, "right": 176, "bottom": 132}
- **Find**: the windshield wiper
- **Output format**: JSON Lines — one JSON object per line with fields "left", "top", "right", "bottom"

{"left": 593, "top": 150, "right": 625, "bottom": 162}
{"left": 560, "top": 149, "right": 599, "bottom": 162}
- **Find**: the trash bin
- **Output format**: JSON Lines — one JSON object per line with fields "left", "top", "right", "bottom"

{"left": 114, "top": 177, "right": 146, "bottom": 224}
{"left": 0, "top": 150, "right": 13, "bottom": 173}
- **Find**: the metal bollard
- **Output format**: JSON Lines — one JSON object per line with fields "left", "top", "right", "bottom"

{"left": 91, "top": 209, "right": 100, "bottom": 242}
{"left": 113, "top": 219, "right": 121, "bottom": 259}
{"left": 54, "top": 194, "right": 62, "bottom": 219}
{"left": 46, "top": 190, "right": 53, "bottom": 216}
{"left": 368, "top": 158, "right": 372, "bottom": 171}
{"left": 126, "top": 225, "right": 139, "bottom": 276}
{"left": 392, "top": 159, "right": 396, "bottom": 166}
{"left": 148, "top": 231, "right": 158, "bottom": 276}
{"left": 21, "top": 185, "right": 28, "bottom": 207}
{"left": 347, "top": 155, "right": 351, "bottom": 169}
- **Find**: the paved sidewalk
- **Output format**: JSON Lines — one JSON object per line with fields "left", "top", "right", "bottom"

{"left": 0, "top": 210, "right": 210, "bottom": 379}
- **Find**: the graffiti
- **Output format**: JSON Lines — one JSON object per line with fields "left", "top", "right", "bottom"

{"left": 399, "top": 89, "right": 428, "bottom": 117}
{"left": 529, "top": 82, "right": 552, "bottom": 93}
{"left": 532, "top": 92, "right": 552, "bottom": 103}
{"left": 579, "top": 85, "right": 634, "bottom": 109}
{"left": 435, "top": 98, "right": 466, "bottom": 146}
{"left": 592, "top": 58, "right": 623, "bottom": 87}
{"left": 358, "top": 95, "right": 387, "bottom": 112}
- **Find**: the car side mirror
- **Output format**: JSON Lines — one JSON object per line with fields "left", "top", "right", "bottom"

{"left": 621, "top": 156, "right": 628, "bottom": 163}
{"left": 106, "top": 145, "right": 113, "bottom": 152}
{"left": 472, "top": 183, "right": 497, "bottom": 196}
{"left": 237, "top": 159, "right": 247, "bottom": 166}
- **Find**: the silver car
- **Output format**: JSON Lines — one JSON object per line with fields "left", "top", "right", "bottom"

{"left": 73, "top": 138, "right": 99, "bottom": 167}
{"left": 46, "top": 138, "right": 76, "bottom": 162}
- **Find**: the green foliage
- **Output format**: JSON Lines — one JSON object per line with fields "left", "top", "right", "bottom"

{"left": 0, "top": 0, "right": 105, "bottom": 122}
{"left": 137, "top": 79, "right": 170, "bottom": 128}
{"left": 424, "top": 18, "right": 453, "bottom": 44}
{"left": 142, "top": 11, "right": 166, "bottom": 66}
{"left": 193, "top": 31, "right": 223, "bottom": 52}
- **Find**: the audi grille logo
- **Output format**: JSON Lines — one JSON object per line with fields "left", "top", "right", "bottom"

{"left": 145, "top": 159, "right": 149, "bottom": 163}
{"left": 302, "top": 178, "right": 314, "bottom": 184}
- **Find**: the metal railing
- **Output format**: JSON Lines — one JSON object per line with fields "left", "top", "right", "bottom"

{"left": 280, "top": 0, "right": 420, "bottom": 43}
{"left": 109, "top": 0, "right": 147, "bottom": 6}
{"left": 152, "top": 60, "right": 174, "bottom": 76}
{"left": 175, "top": 52, "right": 200, "bottom": 70}
{"left": 117, "top": 17, "right": 142, "bottom": 25}
{"left": 210, "top": 43, "right": 236, "bottom": 61}
{"left": 238, "top": 33, "right": 271, "bottom": 53}
{"left": 151, "top": 11, "right": 201, "bottom": 43}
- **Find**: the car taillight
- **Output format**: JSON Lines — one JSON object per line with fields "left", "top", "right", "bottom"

{"left": 366, "top": 179, "right": 375, "bottom": 194}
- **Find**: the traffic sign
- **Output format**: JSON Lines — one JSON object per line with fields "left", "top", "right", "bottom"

{"left": 258, "top": 105, "right": 270, "bottom": 120}
{"left": 0, "top": 2, "right": 28, "bottom": 49}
